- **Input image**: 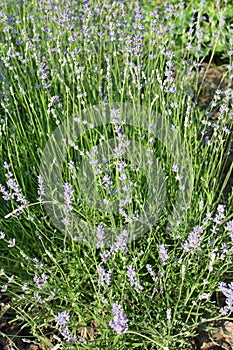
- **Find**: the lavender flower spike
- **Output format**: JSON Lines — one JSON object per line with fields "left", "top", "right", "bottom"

{"left": 183, "top": 226, "right": 203, "bottom": 253}
{"left": 218, "top": 282, "right": 233, "bottom": 315}
{"left": 63, "top": 182, "right": 74, "bottom": 213}
{"left": 55, "top": 311, "right": 70, "bottom": 325}
{"left": 96, "top": 223, "right": 106, "bottom": 248}
{"left": 158, "top": 244, "right": 169, "bottom": 265}
{"left": 109, "top": 301, "right": 128, "bottom": 334}
{"left": 37, "top": 174, "right": 44, "bottom": 202}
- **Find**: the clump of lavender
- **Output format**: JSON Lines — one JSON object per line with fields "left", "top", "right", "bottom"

{"left": 109, "top": 301, "right": 128, "bottom": 334}
{"left": 0, "top": 0, "right": 233, "bottom": 349}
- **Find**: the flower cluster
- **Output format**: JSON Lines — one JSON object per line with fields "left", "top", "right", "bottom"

{"left": 183, "top": 226, "right": 203, "bottom": 253}
{"left": 55, "top": 311, "right": 70, "bottom": 325}
{"left": 37, "top": 174, "right": 44, "bottom": 202}
{"left": 218, "top": 282, "right": 233, "bottom": 315}
{"left": 0, "top": 162, "right": 29, "bottom": 215}
{"left": 109, "top": 301, "right": 128, "bottom": 334}
{"left": 54, "top": 311, "right": 85, "bottom": 344}
{"left": 33, "top": 273, "right": 48, "bottom": 290}
{"left": 225, "top": 220, "right": 233, "bottom": 243}
{"left": 127, "top": 265, "right": 144, "bottom": 293}
{"left": 61, "top": 182, "right": 74, "bottom": 227}
{"left": 158, "top": 244, "right": 169, "bottom": 266}
{"left": 97, "top": 264, "right": 112, "bottom": 288}
{"left": 96, "top": 223, "right": 106, "bottom": 248}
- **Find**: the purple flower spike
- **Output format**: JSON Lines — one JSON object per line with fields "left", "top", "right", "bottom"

{"left": 55, "top": 311, "right": 70, "bottom": 325}
{"left": 109, "top": 301, "right": 128, "bottom": 334}
{"left": 63, "top": 182, "right": 74, "bottom": 213}
{"left": 158, "top": 243, "right": 169, "bottom": 265}
{"left": 183, "top": 226, "right": 203, "bottom": 253}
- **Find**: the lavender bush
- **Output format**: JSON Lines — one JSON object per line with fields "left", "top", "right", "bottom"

{"left": 0, "top": 0, "right": 233, "bottom": 349}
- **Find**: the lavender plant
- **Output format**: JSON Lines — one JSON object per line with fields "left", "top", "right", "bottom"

{"left": 0, "top": 0, "right": 233, "bottom": 349}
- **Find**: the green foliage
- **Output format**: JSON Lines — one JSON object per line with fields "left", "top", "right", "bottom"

{"left": 0, "top": 0, "right": 233, "bottom": 349}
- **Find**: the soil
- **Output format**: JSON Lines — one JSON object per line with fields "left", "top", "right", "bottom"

{"left": 193, "top": 321, "right": 233, "bottom": 350}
